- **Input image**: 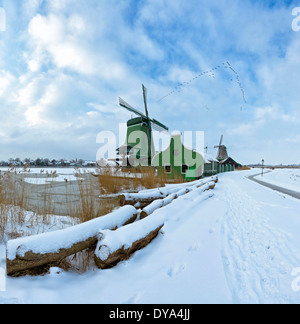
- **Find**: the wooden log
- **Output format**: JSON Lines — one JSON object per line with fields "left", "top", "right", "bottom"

{"left": 119, "top": 192, "right": 165, "bottom": 207}
{"left": 6, "top": 206, "right": 137, "bottom": 275}
{"left": 95, "top": 177, "right": 218, "bottom": 269}
{"left": 119, "top": 176, "right": 218, "bottom": 208}
{"left": 140, "top": 193, "right": 177, "bottom": 219}
{"left": 94, "top": 225, "right": 164, "bottom": 269}
{"left": 206, "top": 183, "right": 216, "bottom": 191}
{"left": 7, "top": 236, "right": 97, "bottom": 275}
{"left": 140, "top": 179, "right": 217, "bottom": 219}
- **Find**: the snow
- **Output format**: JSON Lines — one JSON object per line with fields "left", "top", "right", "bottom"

{"left": 141, "top": 193, "right": 177, "bottom": 216}
{"left": 1, "top": 169, "right": 300, "bottom": 304}
{"left": 23, "top": 175, "right": 83, "bottom": 184}
{"left": 256, "top": 169, "right": 300, "bottom": 193}
{"left": 204, "top": 152, "right": 218, "bottom": 163}
{"left": 96, "top": 185, "right": 214, "bottom": 261}
{"left": 95, "top": 214, "right": 165, "bottom": 262}
{"left": 171, "top": 130, "right": 182, "bottom": 136}
{"left": 7, "top": 206, "right": 137, "bottom": 260}
{"left": 122, "top": 176, "right": 217, "bottom": 202}
{"left": 0, "top": 167, "right": 96, "bottom": 175}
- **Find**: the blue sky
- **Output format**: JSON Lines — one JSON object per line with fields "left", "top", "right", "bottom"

{"left": 0, "top": 0, "right": 300, "bottom": 164}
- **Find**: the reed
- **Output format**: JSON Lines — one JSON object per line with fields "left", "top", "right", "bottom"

{"left": 0, "top": 165, "right": 180, "bottom": 273}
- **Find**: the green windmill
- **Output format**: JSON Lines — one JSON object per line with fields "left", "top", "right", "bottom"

{"left": 118, "top": 85, "right": 169, "bottom": 167}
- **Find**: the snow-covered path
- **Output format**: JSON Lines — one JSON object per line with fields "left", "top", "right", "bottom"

{"left": 248, "top": 172, "right": 300, "bottom": 200}
{"left": 219, "top": 174, "right": 300, "bottom": 303}
{"left": 1, "top": 170, "right": 300, "bottom": 304}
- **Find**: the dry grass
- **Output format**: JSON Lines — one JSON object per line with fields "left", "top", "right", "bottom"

{"left": 0, "top": 168, "right": 28, "bottom": 240}
{"left": 0, "top": 165, "right": 181, "bottom": 274}
{"left": 235, "top": 166, "right": 251, "bottom": 171}
{"left": 95, "top": 166, "right": 183, "bottom": 195}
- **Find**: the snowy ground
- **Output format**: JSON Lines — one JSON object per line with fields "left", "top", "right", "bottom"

{"left": 0, "top": 167, "right": 89, "bottom": 174}
{"left": 257, "top": 168, "right": 300, "bottom": 193}
{"left": 0, "top": 167, "right": 91, "bottom": 184}
{"left": 1, "top": 169, "right": 300, "bottom": 304}
{"left": 23, "top": 175, "right": 83, "bottom": 185}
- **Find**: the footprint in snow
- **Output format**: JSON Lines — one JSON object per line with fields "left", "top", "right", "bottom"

{"left": 167, "top": 264, "right": 186, "bottom": 277}
{"left": 188, "top": 242, "right": 201, "bottom": 252}
{"left": 123, "top": 292, "right": 143, "bottom": 304}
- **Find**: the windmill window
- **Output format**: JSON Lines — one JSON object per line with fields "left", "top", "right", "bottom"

{"left": 181, "top": 164, "right": 189, "bottom": 174}
{"left": 164, "top": 165, "right": 171, "bottom": 173}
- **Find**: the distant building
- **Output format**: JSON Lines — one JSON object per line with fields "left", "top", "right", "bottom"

{"left": 219, "top": 157, "right": 241, "bottom": 169}
{"left": 204, "top": 153, "right": 219, "bottom": 177}
{"left": 152, "top": 132, "right": 205, "bottom": 181}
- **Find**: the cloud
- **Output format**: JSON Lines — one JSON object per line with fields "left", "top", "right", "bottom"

{"left": 0, "top": 70, "right": 15, "bottom": 96}
{"left": 27, "top": 13, "right": 128, "bottom": 80}
{"left": 0, "top": 0, "right": 299, "bottom": 164}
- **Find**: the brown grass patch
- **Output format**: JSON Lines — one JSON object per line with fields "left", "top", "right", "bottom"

{"left": 235, "top": 166, "right": 251, "bottom": 171}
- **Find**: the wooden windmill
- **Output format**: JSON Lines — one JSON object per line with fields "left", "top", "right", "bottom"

{"left": 214, "top": 135, "right": 229, "bottom": 161}
{"left": 118, "top": 85, "right": 169, "bottom": 166}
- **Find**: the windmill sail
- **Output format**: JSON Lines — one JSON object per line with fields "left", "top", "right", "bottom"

{"left": 214, "top": 135, "right": 223, "bottom": 148}
{"left": 119, "top": 97, "right": 146, "bottom": 118}
{"left": 151, "top": 119, "right": 169, "bottom": 133}
{"left": 142, "top": 84, "right": 149, "bottom": 118}
{"left": 219, "top": 135, "right": 223, "bottom": 146}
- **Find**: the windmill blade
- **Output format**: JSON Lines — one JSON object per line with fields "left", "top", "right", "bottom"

{"left": 151, "top": 122, "right": 169, "bottom": 133}
{"left": 119, "top": 97, "right": 146, "bottom": 118}
{"left": 142, "top": 84, "right": 149, "bottom": 118}
{"left": 151, "top": 118, "right": 169, "bottom": 133}
{"left": 219, "top": 135, "right": 223, "bottom": 146}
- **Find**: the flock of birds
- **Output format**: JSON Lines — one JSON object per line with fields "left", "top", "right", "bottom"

{"left": 157, "top": 61, "right": 247, "bottom": 109}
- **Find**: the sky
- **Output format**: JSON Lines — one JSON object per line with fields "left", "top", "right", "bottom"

{"left": 0, "top": 0, "right": 300, "bottom": 165}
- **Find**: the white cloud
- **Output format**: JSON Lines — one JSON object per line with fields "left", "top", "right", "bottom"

{"left": 0, "top": 0, "right": 299, "bottom": 163}
{"left": 27, "top": 13, "right": 128, "bottom": 79}
{"left": 0, "top": 70, "right": 15, "bottom": 97}
{"left": 255, "top": 106, "right": 299, "bottom": 124}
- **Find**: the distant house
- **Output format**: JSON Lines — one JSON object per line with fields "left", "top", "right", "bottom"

{"left": 204, "top": 153, "right": 219, "bottom": 177}
{"left": 219, "top": 157, "right": 241, "bottom": 171}
{"left": 63, "top": 160, "right": 71, "bottom": 167}
{"left": 82, "top": 160, "right": 97, "bottom": 167}
{"left": 152, "top": 132, "right": 205, "bottom": 181}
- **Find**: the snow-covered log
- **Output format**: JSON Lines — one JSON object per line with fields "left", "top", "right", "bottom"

{"left": 94, "top": 178, "right": 218, "bottom": 269}
{"left": 140, "top": 193, "right": 177, "bottom": 219}
{"left": 6, "top": 206, "right": 137, "bottom": 275}
{"left": 140, "top": 180, "right": 217, "bottom": 219}
{"left": 119, "top": 176, "right": 218, "bottom": 208}
{"left": 94, "top": 215, "right": 165, "bottom": 269}
{"left": 119, "top": 190, "right": 166, "bottom": 208}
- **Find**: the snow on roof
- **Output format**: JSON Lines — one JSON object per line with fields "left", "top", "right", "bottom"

{"left": 171, "top": 130, "right": 182, "bottom": 136}
{"left": 204, "top": 153, "right": 218, "bottom": 163}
